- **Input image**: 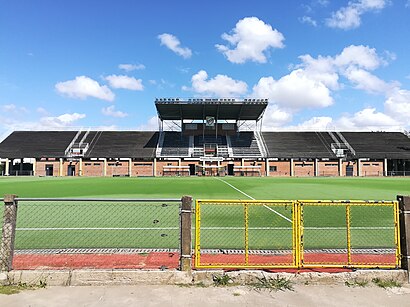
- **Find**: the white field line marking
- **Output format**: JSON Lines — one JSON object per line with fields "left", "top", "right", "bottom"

{"left": 16, "top": 226, "right": 394, "bottom": 231}
{"left": 215, "top": 178, "right": 292, "bottom": 223}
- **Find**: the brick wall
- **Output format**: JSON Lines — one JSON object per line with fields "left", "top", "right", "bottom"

{"left": 267, "top": 161, "right": 291, "bottom": 176}
{"left": 294, "top": 161, "right": 314, "bottom": 177}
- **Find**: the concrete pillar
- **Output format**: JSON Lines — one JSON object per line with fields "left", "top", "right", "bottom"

{"left": 314, "top": 158, "right": 319, "bottom": 177}
{"left": 102, "top": 158, "right": 107, "bottom": 176}
{"left": 398, "top": 195, "right": 410, "bottom": 278}
{"left": 180, "top": 195, "right": 192, "bottom": 272}
{"left": 357, "top": 159, "right": 362, "bottom": 176}
{"left": 59, "top": 158, "right": 63, "bottom": 176}
{"left": 4, "top": 158, "right": 9, "bottom": 176}
{"left": 384, "top": 158, "right": 388, "bottom": 176}
{"left": 290, "top": 158, "right": 294, "bottom": 177}
{"left": 79, "top": 158, "right": 83, "bottom": 176}
{"left": 32, "top": 159, "right": 36, "bottom": 176}
{"left": 266, "top": 158, "right": 270, "bottom": 177}
{"left": 339, "top": 158, "right": 343, "bottom": 176}
{"left": 0, "top": 194, "right": 18, "bottom": 272}
{"left": 128, "top": 158, "right": 132, "bottom": 177}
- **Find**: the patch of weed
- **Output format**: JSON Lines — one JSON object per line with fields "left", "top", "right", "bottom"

{"left": 250, "top": 275, "right": 293, "bottom": 292}
{"left": 345, "top": 279, "right": 368, "bottom": 288}
{"left": 212, "top": 274, "right": 233, "bottom": 286}
{"left": 372, "top": 278, "right": 402, "bottom": 289}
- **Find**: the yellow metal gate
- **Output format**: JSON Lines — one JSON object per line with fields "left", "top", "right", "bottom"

{"left": 194, "top": 200, "right": 400, "bottom": 269}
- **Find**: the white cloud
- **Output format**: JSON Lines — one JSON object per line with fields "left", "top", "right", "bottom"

{"left": 1, "top": 104, "right": 29, "bottom": 113}
{"left": 55, "top": 76, "right": 115, "bottom": 101}
{"left": 334, "top": 45, "right": 384, "bottom": 70}
{"left": 36, "top": 107, "right": 49, "bottom": 115}
{"left": 261, "top": 105, "right": 293, "bottom": 129}
{"left": 252, "top": 71, "right": 333, "bottom": 109}
{"left": 216, "top": 17, "right": 285, "bottom": 64}
{"left": 118, "top": 63, "right": 145, "bottom": 71}
{"left": 158, "top": 33, "right": 192, "bottom": 59}
{"left": 105, "top": 75, "right": 144, "bottom": 91}
{"left": 299, "top": 16, "right": 318, "bottom": 27}
{"left": 136, "top": 116, "right": 159, "bottom": 131}
{"left": 40, "top": 113, "right": 86, "bottom": 128}
{"left": 183, "top": 70, "right": 248, "bottom": 97}
{"left": 2, "top": 104, "right": 17, "bottom": 112}
{"left": 384, "top": 89, "right": 410, "bottom": 123}
{"left": 297, "top": 54, "right": 340, "bottom": 90}
{"left": 335, "top": 107, "right": 399, "bottom": 131}
{"left": 101, "top": 105, "right": 128, "bottom": 118}
{"left": 344, "top": 68, "right": 395, "bottom": 93}
{"left": 298, "top": 45, "right": 390, "bottom": 93}
{"left": 326, "top": 0, "right": 388, "bottom": 30}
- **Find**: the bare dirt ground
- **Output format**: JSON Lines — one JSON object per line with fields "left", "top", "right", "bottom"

{"left": 1, "top": 283, "right": 410, "bottom": 307}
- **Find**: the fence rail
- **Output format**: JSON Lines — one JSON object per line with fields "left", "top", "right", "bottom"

{"left": 0, "top": 196, "right": 191, "bottom": 271}
{"left": 194, "top": 199, "right": 400, "bottom": 269}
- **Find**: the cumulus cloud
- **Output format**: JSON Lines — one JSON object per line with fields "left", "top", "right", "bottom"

{"left": 118, "top": 63, "right": 145, "bottom": 71}
{"left": 136, "top": 116, "right": 159, "bottom": 131}
{"left": 216, "top": 17, "right": 285, "bottom": 64}
{"left": 334, "top": 45, "right": 384, "bottom": 70}
{"left": 298, "top": 45, "right": 390, "bottom": 92}
{"left": 299, "top": 16, "right": 318, "bottom": 27}
{"left": 105, "top": 75, "right": 144, "bottom": 91}
{"left": 261, "top": 105, "right": 293, "bottom": 129}
{"left": 384, "top": 89, "right": 410, "bottom": 123}
{"left": 158, "top": 33, "right": 192, "bottom": 59}
{"left": 333, "top": 108, "right": 400, "bottom": 131}
{"left": 101, "top": 105, "right": 128, "bottom": 118}
{"left": 55, "top": 76, "right": 115, "bottom": 101}
{"left": 40, "top": 113, "right": 86, "bottom": 128}
{"left": 326, "top": 0, "right": 388, "bottom": 30}
{"left": 183, "top": 70, "right": 248, "bottom": 97}
{"left": 252, "top": 71, "right": 333, "bottom": 109}
{"left": 344, "top": 68, "right": 395, "bottom": 93}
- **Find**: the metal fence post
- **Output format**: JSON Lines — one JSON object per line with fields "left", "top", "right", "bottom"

{"left": 398, "top": 196, "right": 410, "bottom": 272}
{"left": 180, "top": 195, "right": 192, "bottom": 271}
{"left": 0, "top": 194, "right": 18, "bottom": 272}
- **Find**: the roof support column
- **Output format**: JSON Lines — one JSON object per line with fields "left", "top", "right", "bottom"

{"left": 79, "top": 158, "right": 83, "bottom": 177}
{"left": 339, "top": 158, "right": 343, "bottom": 176}
{"left": 314, "top": 158, "right": 319, "bottom": 177}
{"left": 128, "top": 158, "right": 132, "bottom": 177}
{"left": 266, "top": 158, "right": 270, "bottom": 177}
{"left": 4, "top": 158, "right": 9, "bottom": 176}
{"left": 384, "top": 158, "right": 388, "bottom": 176}
{"left": 153, "top": 158, "right": 157, "bottom": 177}
{"left": 290, "top": 158, "right": 294, "bottom": 177}
{"left": 102, "top": 158, "right": 107, "bottom": 177}
{"left": 59, "top": 158, "right": 63, "bottom": 177}
{"left": 357, "top": 159, "right": 362, "bottom": 177}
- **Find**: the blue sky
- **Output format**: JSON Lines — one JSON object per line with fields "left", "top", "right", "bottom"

{"left": 1, "top": 0, "right": 410, "bottom": 140}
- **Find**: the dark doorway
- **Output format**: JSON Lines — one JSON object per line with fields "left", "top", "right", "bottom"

{"left": 67, "top": 165, "right": 75, "bottom": 176}
{"left": 228, "top": 164, "right": 234, "bottom": 176}
{"left": 45, "top": 164, "right": 54, "bottom": 176}
{"left": 189, "top": 164, "right": 196, "bottom": 176}
{"left": 346, "top": 165, "right": 354, "bottom": 176}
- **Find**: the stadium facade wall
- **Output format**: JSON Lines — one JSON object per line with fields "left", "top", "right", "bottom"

{"left": 6, "top": 157, "right": 388, "bottom": 177}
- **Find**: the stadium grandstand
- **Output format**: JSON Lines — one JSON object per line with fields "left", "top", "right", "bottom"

{"left": 1, "top": 98, "right": 410, "bottom": 177}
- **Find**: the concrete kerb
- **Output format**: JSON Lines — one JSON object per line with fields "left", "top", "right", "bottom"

{"left": 1, "top": 269, "right": 407, "bottom": 287}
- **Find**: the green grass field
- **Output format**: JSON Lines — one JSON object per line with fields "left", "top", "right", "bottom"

{"left": 0, "top": 176, "right": 408, "bottom": 252}
{"left": 1, "top": 176, "right": 410, "bottom": 199}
